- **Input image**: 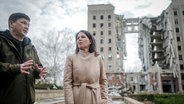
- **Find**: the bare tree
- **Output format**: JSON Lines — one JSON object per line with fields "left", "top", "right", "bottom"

{"left": 34, "top": 27, "right": 75, "bottom": 85}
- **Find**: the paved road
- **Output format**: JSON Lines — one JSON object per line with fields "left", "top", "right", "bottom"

{"left": 108, "top": 99, "right": 126, "bottom": 104}
{"left": 109, "top": 101, "right": 126, "bottom": 104}
{"left": 35, "top": 97, "right": 125, "bottom": 104}
{"left": 35, "top": 97, "right": 64, "bottom": 104}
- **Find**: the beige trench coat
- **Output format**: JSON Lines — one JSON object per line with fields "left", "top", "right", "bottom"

{"left": 63, "top": 51, "right": 108, "bottom": 104}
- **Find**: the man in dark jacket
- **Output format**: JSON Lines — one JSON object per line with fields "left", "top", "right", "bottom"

{"left": 0, "top": 12, "right": 47, "bottom": 104}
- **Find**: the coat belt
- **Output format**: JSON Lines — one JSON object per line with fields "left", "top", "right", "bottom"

{"left": 73, "top": 82, "right": 100, "bottom": 104}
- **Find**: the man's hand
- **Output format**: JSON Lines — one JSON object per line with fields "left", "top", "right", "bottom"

{"left": 20, "top": 60, "right": 33, "bottom": 74}
{"left": 35, "top": 64, "right": 47, "bottom": 79}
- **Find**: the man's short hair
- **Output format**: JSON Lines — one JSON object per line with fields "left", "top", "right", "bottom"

{"left": 8, "top": 12, "right": 30, "bottom": 22}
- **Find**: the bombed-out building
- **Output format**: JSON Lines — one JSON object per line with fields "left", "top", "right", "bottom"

{"left": 138, "top": 0, "right": 184, "bottom": 93}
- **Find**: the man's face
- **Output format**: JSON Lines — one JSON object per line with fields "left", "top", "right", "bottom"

{"left": 10, "top": 18, "right": 30, "bottom": 37}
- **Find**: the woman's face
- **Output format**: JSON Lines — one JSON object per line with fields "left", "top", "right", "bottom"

{"left": 77, "top": 32, "right": 91, "bottom": 51}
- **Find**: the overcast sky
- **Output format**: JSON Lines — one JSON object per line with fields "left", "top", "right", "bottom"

{"left": 0, "top": 0, "right": 171, "bottom": 72}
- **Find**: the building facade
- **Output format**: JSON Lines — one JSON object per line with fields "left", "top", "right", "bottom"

{"left": 138, "top": 0, "right": 184, "bottom": 93}
{"left": 125, "top": 72, "right": 148, "bottom": 94}
{"left": 88, "top": 4, "right": 126, "bottom": 89}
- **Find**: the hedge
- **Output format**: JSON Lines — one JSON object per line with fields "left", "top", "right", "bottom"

{"left": 128, "top": 94, "right": 184, "bottom": 104}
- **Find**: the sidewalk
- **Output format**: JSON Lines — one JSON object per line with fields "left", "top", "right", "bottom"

{"left": 35, "top": 97, "right": 126, "bottom": 104}
{"left": 35, "top": 97, "right": 64, "bottom": 104}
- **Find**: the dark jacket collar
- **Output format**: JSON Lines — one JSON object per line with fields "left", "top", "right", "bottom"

{"left": 0, "top": 30, "right": 31, "bottom": 46}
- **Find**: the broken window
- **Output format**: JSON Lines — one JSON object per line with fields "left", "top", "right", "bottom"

{"left": 108, "top": 55, "right": 112, "bottom": 61}
{"left": 175, "top": 19, "right": 178, "bottom": 25}
{"left": 174, "top": 11, "right": 178, "bottom": 16}
{"left": 179, "top": 55, "right": 183, "bottom": 60}
{"left": 176, "top": 27, "right": 179, "bottom": 32}
{"left": 108, "top": 30, "right": 111, "bottom": 35}
{"left": 178, "top": 46, "right": 181, "bottom": 51}
{"left": 177, "top": 37, "right": 180, "bottom": 41}
{"left": 108, "top": 23, "right": 111, "bottom": 27}
{"left": 100, "top": 39, "right": 103, "bottom": 44}
{"left": 181, "top": 75, "right": 184, "bottom": 80}
{"left": 100, "top": 47, "right": 104, "bottom": 52}
{"left": 93, "top": 23, "right": 96, "bottom": 28}
{"left": 100, "top": 31, "right": 103, "bottom": 36}
{"left": 108, "top": 38, "right": 111, "bottom": 43}
{"left": 108, "top": 65, "right": 112, "bottom": 71}
{"left": 180, "top": 64, "right": 184, "bottom": 70}
{"left": 108, "top": 47, "right": 112, "bottom": 51}
{"left": 100, "top": 23, "right": 104, "bottom": 28}
{"left": 93, "top": 31, "right": 96, "bottom": 36}
{"left": 93, "top": 16, "right": 96, "bottom": 20}
{"left": 100, "top": 15, "right": 103, "bottom": 20}
{"left": 108, "top": 15, "right": 111, "bottom": 20}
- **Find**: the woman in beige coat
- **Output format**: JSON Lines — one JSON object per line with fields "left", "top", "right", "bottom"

{"left": 63, "top": 30, "right": 108, "bottom": 104}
